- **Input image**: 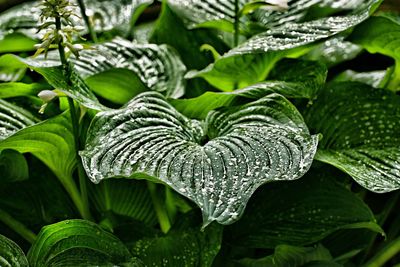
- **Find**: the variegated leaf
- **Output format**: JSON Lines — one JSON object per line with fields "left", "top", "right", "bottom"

{"left": 81, "top": 92, "right": 318, "bottom": 225}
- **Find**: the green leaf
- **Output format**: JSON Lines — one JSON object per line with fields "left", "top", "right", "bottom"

{"left": 189, "top": 0, "right": 381, "bottom": 90}
{"left": 42, "top": 38, "right": 187, "bottom": 99}
{"left": 0, "top": 149, "right": 29, "bottom": 183}
{"left": 0, "top": 99, "right": 37, "bottom": 140}
{"left": 131, "top": 219, "right": 222, "bottom": 267}
{"left": 304, "top": 82, "right": 400, "bottom": 192}
{"left": 0, "top": 83, "right": 49, "bottom": 99}
{"left": 225, "top": 169, "right": 383, "bottom": 248}
{"left": 0, "top": 55, "right": 105, "bottom": 111}
{"left": 333, "top": 70, "right": 388, "bottom": 88}
{"left": 0, "top": 0, "right": 153, "bottom": 40}
{"left": 0, "top": 33, "right": 36, "bottom": 53}
{"left": 303, "top": 37, "right": 363, "bottom": 67}
{"left": 89, "top": 179, "right": 157, "bottom": 225}
{"left": 81, "top": 91, "right": 318, "bottom": 225}
{"left": 348, "top": 15, "right": 400, "bottom": 90}
{"left": 173, "top": 59, "right": 327, "bottom": 119}
{"left": 0, "top": 234, "right": 28, "bottom": 267}
{"left": 27, "top": 220, "right": 133, "bottom": 267}
{"left": 238, "top": 244, "right": 334, "bottom": 267}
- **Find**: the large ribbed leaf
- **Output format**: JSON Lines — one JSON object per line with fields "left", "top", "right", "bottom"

{"left": 0, "top": 149, "right": 29, "bottom": 183}
{"left": 0, "top": 55, "right": 105, "bottom": 111}
{"left": 81, "top": 91, "right": 318, "bottom": 225}
{"left": 226, "top": 169, "right": 383, "bottom": 248}
{"left": 189, "top": 0, "right": 381, "bottom": 90}
{"left": 0, "top": 0, "right": 153, "bottom": 40}
{"left": 0, "top": 234, "right": 28, "bottom": 267}
{"left": 333, "top": 70, "right": 388, "bottom": 88}
{"left": 27, "top": 220, "right": 135, "bottom": 267}
{"left": 348, "top": 16, "right": 400, "bottom": 90}
{"left": 304, "top": 82, "right": 400, "bottom": 192}
{"left": 41, "top": 38, "right": 187, "bottom": 99}
{"left": 0, "top": 99, "right": 37, "bottom": 141}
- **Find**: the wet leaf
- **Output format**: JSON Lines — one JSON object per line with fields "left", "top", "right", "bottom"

{"left": 27, "top": 220, "right": 134, "bottom": 267}
{"left": 226, "top": 169, "right": 383, "bottom": 248}
{"left": 305, "top": 82, "right": 400, "bottom": 192}
{"left": 81, "top": 91, "right": 318, "bottom": 225}
{"left": 0, "top": 99, "right": 37, "bottom": 141}
{"left": 0, "top": 234, "right": 28, "bottom": 267}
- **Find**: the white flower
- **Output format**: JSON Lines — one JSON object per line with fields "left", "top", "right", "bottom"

{"left": 264, "top": 0, "right": 289, "bottom": 10}
{"left": 38, "top": 90, "right": 58, "bottom": 103}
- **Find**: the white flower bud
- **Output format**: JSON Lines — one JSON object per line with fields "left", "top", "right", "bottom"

{"left": 38, "top": 90, "right": 58, "bottom": 103}
{"left": 72, "top": 44, "right": 84, "bottom": 50}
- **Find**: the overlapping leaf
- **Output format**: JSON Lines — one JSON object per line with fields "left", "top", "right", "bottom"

{"left": 42, "top": 38, "right": 187, "bottom": 99}
{"left": 27, "top": 220, "right": 134, "bottom": 267}
{"left": 226, "top": 169, "right": 383, "bottom": 248}
{"left": 188, "top": 0, "right": 381, "bottom": 90}
{"left": 81, "top": 91, "right": 318, "bottom": 225}
{"left": 0, "top": 234, "right": 28, "bottom": 267}
{"left": 0, "top": 55, "right": 105, "bottom": 110}
{"left": 0, "top": 99, "right": 37, "bottom": 141}
{"left": 0, "top": 149, "right": 29, "bottom": 183}
{"left": 305, "top": 82, "right": 400, "bottom": 192}
{"left": 0, "top": 0, "right": 153, "bottom": 40}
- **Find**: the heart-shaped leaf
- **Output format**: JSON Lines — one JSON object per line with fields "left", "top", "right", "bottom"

{"left": 0, "top": 0, "right": 153, "bottom": 40}
{"left": 304, "top": 82, "right": 400, "bottom": 192}
{"left": 41, "top": 38, "right": 187, "bottom": 99}
{"left": 348, "top": 16, "right": 400, "bottom": 90}
{"left": 0, "top": 234, "right": 28, "bottom": 267}
{"left": 81, "top": 91, "right": 318, "bottom": 225}
{"left": 189, "top": 0, "right": 380, "bottom": 90}
{"left": 27, "top": 220, "right": 134, "bottom": 267}
{"left": 225, "top": 168, "right": 383, "bottom": 248}
{"left": 0, "top": 99, "right": 37, "bottom": 141}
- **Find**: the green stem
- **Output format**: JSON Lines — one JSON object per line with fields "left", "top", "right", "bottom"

{"left": 57, "top": 172, "right": 87, "bottom": 219}
{"left": 0, "top": 209, "right": 36, "bottom": 244}
{"left": 67, "top": 98, "right": 92, "bottom": 221}
{"left": 364, "top": 237, "right": 400, "bottom": 267}
{"left": 76, "top": 0, "right": 98, "bottom": 43}
{"left": 234, "top": 0, "right": 239, "bottom": 47}
{"left": 56, "top": 15, "right": 92, "bottom": 221}
{"left": 147, "top": 182, "right": 171, "bottom": 233}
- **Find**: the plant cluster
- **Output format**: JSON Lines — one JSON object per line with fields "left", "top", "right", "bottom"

{"left": 0, "top": 0, "right": 399, "bottom": 266}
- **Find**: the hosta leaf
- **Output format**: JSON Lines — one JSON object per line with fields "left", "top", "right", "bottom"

{"left": 89, "top": 179, "right": 157, "bottom": 225}
{"left": 0, "top": 112, "right": 76, "bottom": 191}
{"left": 131, "top": 214, "right": 222, "bottom": 267}
{"left": 304, "top": 82, "right": 400, "bottom": 192}
{"left": 27, "top": 220, "right": 134, "bottom": 267}
{"left": 0, "top": 234, "right": 28, "bottom": 267}
{"left": 0, "top": 149, "right": 29, "bottom": 183}
{"left": 225, "top": 169, "right": 383, "bottom": 248}
{"left": 0, "top": 99, "right": 37, "bottom": 140}
{"left": 189, "top": 0, "right": 380, "bottom": 90}
{"left": 0, "top": 33, "right": 36, "bottom": 53}
{"left": 81, "top": 91, "right": 318, "bottom": 225}
{"left": 348, "top": 16, "right": 400, "bottom": 90}
{"left": 303, "top": 37, "right": 362, "bottom": 67}
{"left": 238, "top": 244, "right": 334, "bottom": 267}
{"left": 0, "top": 0, "right": 153, "bottom": 40}
{"left": 0, "top": 55, "right": 105, "bottom": 110}
{"left": 174, "top": 59, "right": 326, "bottom": 119}
{"left": 42, "top": 38, "right": 186, "bottom": 99}
{"left": 0, "top": 83, "right": 49, "bottom": 99}
{"left": 333, "top": 70, "right": 388, "bottom": 88}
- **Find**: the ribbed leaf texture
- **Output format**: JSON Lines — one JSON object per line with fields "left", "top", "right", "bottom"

{"left": 0, "top": 99, "right": 36, "bottom": 140}
{"left": 0, "top": 0, "right": 153, "bottom": 39}
{"left": 305, "top": 82, "right": 400, "bottom": 192}
{"left": 81, "top": 91, "right": 318, "bottom": 226}
{"left": 0, "top": 234, "right": 28, "bottom": 267}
